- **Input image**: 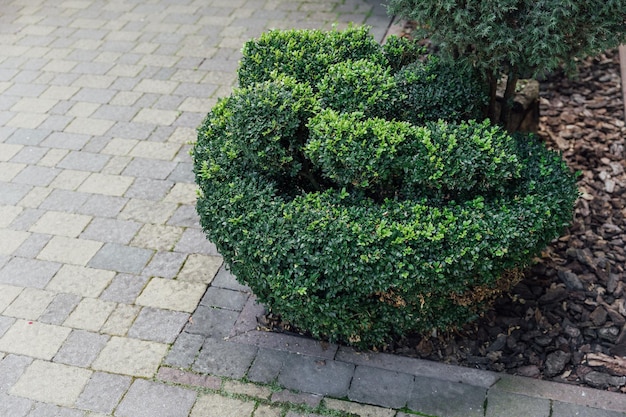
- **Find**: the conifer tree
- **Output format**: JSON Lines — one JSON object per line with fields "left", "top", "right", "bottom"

{"left": 387, "top": 0, "right": 626, "bottom": 130}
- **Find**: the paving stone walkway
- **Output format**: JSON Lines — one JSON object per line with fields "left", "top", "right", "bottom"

{"left": 0, "top": 0, "right": 625, "bottom": 416}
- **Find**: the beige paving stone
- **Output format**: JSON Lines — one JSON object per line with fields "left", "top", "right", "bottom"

{"left": 50, "top": 169, "right": 91, "bottom": 190}
{"left": 3, "top": 288, "right": 55, "bottom": 320}
{"left": 137, "top": 54, "right": 180, "bottom": 68}
{"left": 92, "top": 336, "right": 168, "bottom": 377}
{"left": 73, "top": 74, "right": 115, "bottom": 89}
{"left": 0, "top": 143, "right": 23, "bottom": 161}
{"left": 47, "top": 264, "right": 115, "bottom": 297}
{"left": 68, "top": 102, "right": 100, "bottom": 118}
{"left": 128, "top": 141, "right": 181, "bottom": 160}
{"left": 119, "top": 199, "right": 177, "bottom": 225}
{"left": 29, "top": 211, "right": 92, "bottom": 237}
{"left": 110, "top": 91, "right": 142, "bottom": 106}
{"left": 252, "top": 404, "right": 282, "bottom": 417}
{"left": 10, "top": 97, "right": 59, "bottom": 113}
{"left": 168, "top": 126, "right": 196, "bottom": 144}
{"left": 136, "top": 277, "right": 206, "bottom": 313}
{"left": 65, "top": 117, "right": 114, "bottom": 136}
{"left": 64, "top": 298, "right": 116, "bottom": 332}
{"left": 101, "top": 303, "right": 141, "bottom": 336}
{"left": 0, "top": 205, "right": 23, "bottom": 227}
{"left": 191, "top": 393, "right": 256, "bottom": 417}
{"left": 134, "top": 79, "right": 179, "bottom": 94}
{"left": 131, "top": 224, "right": 183, "bottom": 251}
{"left": 107, "top": 63, "right": 143, "bottom": 77}
{"left": 0, "top": 319, "right": 71, "bottom": 359}
{"left": 178, "top": 254, "right": 223, "bottom": 284}
{"left": 0, "top": 229, "right": 30, "bottom": 255}
{"left": 0, "top": 284, "right": 23, "bottom": 313}
{"left": 78, "top": 173, "right": 134, "bottom": 196}
{"left": 18, "top": 186, "right": 52, "bottom": 208}
{"left": 0, "top": 162, "right": 26, "bottom": 181}
{"left": 163, "top": 183, "right": 197, "bottom": 205}
{"left": 37, "top": 236, "right": 103, "bottom": 265}
{"left": 39, "top": 148, "right": 70, "bottom": 167}
{"left": 223, "top": 380, "right": 272, "bottom": 400}
{"left": 324, "top": 398, "right": 397, "bottom": 417}
{"left": 101, "top": 138, "right": 138, "bottom": 156}
{"left": 133, "top": 108, "right": 178, "bottom": 126}
{"left": 179, "top": 97, "right": 215, "bottom": 113}
{"left": 40, "top": 85, "right": 80, "bottom": 100}
{"left": 102, "top": 156, "right": 132, "bottom": 175}
{"left": 6, "top": 112, "right": 48, "bottom": 129}
{"left": 11, "top": 360, "right": 92, "bottom": 407}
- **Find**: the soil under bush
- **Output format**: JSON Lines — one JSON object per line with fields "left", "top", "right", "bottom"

{"left": 263, "top": 48, "right": 626, "bottom": 391}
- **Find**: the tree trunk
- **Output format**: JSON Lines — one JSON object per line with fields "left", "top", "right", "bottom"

{"left": 486, "top": 72, "right": 499, "bottom": 125}
{"left": 500, "top": 67, "right": 519, "bottom": 132}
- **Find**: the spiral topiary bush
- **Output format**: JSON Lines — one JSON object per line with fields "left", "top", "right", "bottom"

{"left": 192, "top": 27, "right": 578, "bottom": 348}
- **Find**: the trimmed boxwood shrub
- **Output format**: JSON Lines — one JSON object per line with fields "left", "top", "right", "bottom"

{"left": 192, "top": 27, "right": 578, "bottom": 348}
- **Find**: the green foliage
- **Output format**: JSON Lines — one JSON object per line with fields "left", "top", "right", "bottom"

{"left": 394, "top": 56, "right": 489, "bottom": 125}
{"left": 238, "top": 26, "right": 387, "bottom": 89}
{"left": 387, "top": 0, "right": 626, "bottom": 78}
{"left": 317, "top": 59, "right": 397, "bottom": 117}
{"left": 382, "top": 34, "right": 426, "bottom": 71}
{"left": 193, "top": 27, "right": 578, "bottom": 348}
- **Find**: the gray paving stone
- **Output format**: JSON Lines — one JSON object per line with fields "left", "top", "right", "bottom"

{"left": 0, "top": 393, "right": 33, "bottom": 417}
{"left": 12, "top": 233, "right": 52, "bottom": 258}
{"left": 39, "top": 293, "right": 82, "bottom": 325}
{"left": 186, "top": 305, "right": 239, "bottom": 338}
{"left": 193, "top": 339, "right": 258, "bottom": 379}
{"left": 349, "top": 365, "right": 413, "bottom": 409}
{"left": 0, "top": 316, "right": 15, "bottom": 338}
{"left": 26, "top": 402, "right": 85, "bottom": 417}
{"left": 56, "top": 151, "right": 110, "bottom": 172}
{"left": 9, "top": 209, "right": 46, "bottom": 232}
{"left": 0, "top": 257, "right": 60, "bottom": 288}
{"left": 115, "top": 379, "right": 196, "bottom": 417}
{"left": 128, "top": 307, "right": 188, "bottom": 343}
{"left": 247, "top": 348, "right": 288, "bottom": 384}
{"left": 107, "top": 121, "right": 154, "bottom": 140}
{"left": 175, "top": 228, "right": 218, "bottom": 255}
{"left": 39, "top": 190, "right": 91, "bottom": 213}
{"left": 72, "top": 88, "right": 116, "bottom": 104}
{"left": 408, "top": 377, "right": 486, "bottom": 417}
{"left": 278, "top": 353, "right": 354, "bottom": 398}
{"left": 0, "top": 354, "right": 33, "bottom": 394}
{"left": 5, "top": 128, "right": 49, "bottom": 145}
{"left": 12, "top": 165, "right": 59, "bottom": 186}
{"left": 124, "top": 177, "right": 173, "bottom": 200}
{"left": 77, "top": 194, "right": 128, "bottom": 218}
{"left": 164, "top": 331, "right": 205, "bottom": 368}
{"left": 210, "top": 265, "right": 249, "bottom": 292}
{"left": 99, "top": 273, "right": 149, "bottom": 304}
{"left": 75, "top": 371, "right": 131, "bottom": 414}
{"left": 485, "top": 391, "right": 550, "bottom": 417}
{"left": 40, "top": 132, "right": 90, "bottom": 150}
{"left": 88, "top": 243, "right": 153, "bottom": 274}
{"left": 551, "top": 401, "right": 626, "bottom": 417}
{"left": 167, "top": 162, "right": 195, "bottom": 183}
{"left": 80, "top": 218, "right": 141, "bottom": 244}
{"left": 200, "top": 287, "right": 248, "bottom": 311}
{"left": 167, "top": 205, "right": 200, "bottom": 227}
{"left": 122, "top": 157, "right": 177, "bottom": 180}
{"left": 142, "top": 251, "right": 187, "bottom": 278}
{"left": 54, "top": 329, "right": 109, "bottom": 368}
{"left": 0, "top": 182, "right": 31, "bottom": 205}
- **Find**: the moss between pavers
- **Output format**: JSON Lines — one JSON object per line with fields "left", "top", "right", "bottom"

{"left": 155, "top": 367, "right": 401, "bottom": 417}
